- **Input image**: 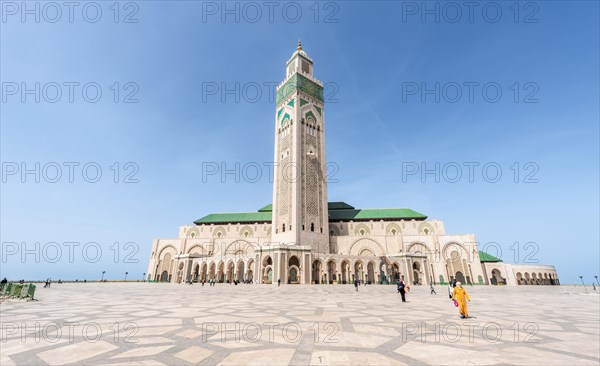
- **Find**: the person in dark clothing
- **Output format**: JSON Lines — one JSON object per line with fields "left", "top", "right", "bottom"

{"left": 354, "top": 279, "right": 359, "bottom": 291}
{"left": 398, "top": 280, "right": 407, "bottom": 302}
{"left": 430, "top": 285, "right": 437, "bottom": 295}
{"left": 0, "top": 277, "right": 7, "bottom": 285}
{"left": 278, "top": 278, "right": 281, "bottom": 287}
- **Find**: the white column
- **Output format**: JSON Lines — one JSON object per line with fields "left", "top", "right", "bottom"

{"left": 183, "top": 259, "right": 192, "bottom": 282}
{"left": 304, "top": 252, "right": 311, "bottom": 284}
{"left": 171, "top": 259, "right": 178, "bottom": 283}
{"left": 278, "top": 251, "right": 287, "bottom": 284}
{"left": 254, "top": 254, "right": 260, "bottom": 284}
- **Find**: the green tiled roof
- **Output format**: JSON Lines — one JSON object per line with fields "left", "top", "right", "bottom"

{"left": 328, "top": 202, "right": 355, "bottom": 210}
{"left": 258, "top": 202, "right": 354, "bottom": 212}
{"left": 258, "top": 204, "right": 272, "bottom": 212}
{"left": 479, "top": 251, "right": 502, "bottom": 262}
{"left": 193, "top": 212, "right": 272, "bottom": 224}
{"left": 328, "top": 208, "right": 426, "bottom": 221}
{"left": 194, "top": 204, "right": 427, "bottom": 224}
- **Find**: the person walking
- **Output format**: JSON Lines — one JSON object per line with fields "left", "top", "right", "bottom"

{"left": 448, "top": 282, "right": 454, "bottom": 299}
{"left": 398, "top": 279, "right": 407, "bottom": 302}
{"left": 354, "top": 279, "right": 359, "bottom": 291}
{"left": 278, "top": 278, "right": 281, "bottom": 287}
{"left": 430, "top": 285, "right": 437, "bottom": 295}
{"left": 452, "top": 282, "right": 471, "bottom": 318}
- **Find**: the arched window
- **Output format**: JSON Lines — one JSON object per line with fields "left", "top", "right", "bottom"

{"left": 359, "top": 229, "right": 365, "bottom": 235}
{"left": 310, "top": 223, "right": 315, "bottom": 232}
{"left": 423, "top": 228, "right": 429, "bottom": 235}
{"left": 217, "top": 232, "right": 222, "bottom": 239}
{"left": 190, "top": 232, "right": 196, "bottom": 238}
{"left": 282, "top": 223, "right": 286, "bottom": 232}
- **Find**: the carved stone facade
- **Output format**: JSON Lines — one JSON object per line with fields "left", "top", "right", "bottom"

{"left": 147, "top": 43, "right": 559, "bottom": 286}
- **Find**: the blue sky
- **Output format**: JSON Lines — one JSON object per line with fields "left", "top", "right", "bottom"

{"left": 1, "top": 1, "right": 598, "bottom": 284}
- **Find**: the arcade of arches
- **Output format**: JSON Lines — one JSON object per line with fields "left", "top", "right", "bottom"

{"left": 147, "top": 239, "right": 560, "bottom": 286}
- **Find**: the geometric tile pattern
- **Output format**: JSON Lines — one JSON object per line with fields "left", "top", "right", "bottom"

{"left": 1, "top": 283, "right": 598, "bottom": 365}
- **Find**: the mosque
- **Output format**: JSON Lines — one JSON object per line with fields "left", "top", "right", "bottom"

{"left": 146, "top": 42, "right": 559, "bottom": 287}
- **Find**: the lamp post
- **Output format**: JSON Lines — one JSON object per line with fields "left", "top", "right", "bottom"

{"left": 143, "top": 273, "right": 146, "bottom": 282}
{"left": 125, "top": 272, "right": 128, "bottom": 281}
{"left": 579, "top": 276, "right": 588, "bottom": 294}
{"left": 101, "top": 271, "right": 105, "bottom": 281}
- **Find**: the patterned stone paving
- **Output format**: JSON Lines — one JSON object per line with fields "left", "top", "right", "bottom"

{"left": 1, "top": 283, "right": 598, "bottom": 365}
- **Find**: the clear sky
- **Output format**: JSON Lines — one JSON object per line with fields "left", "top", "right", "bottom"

{"left": 1, "top": 1, "right": 598, "bottom": 284}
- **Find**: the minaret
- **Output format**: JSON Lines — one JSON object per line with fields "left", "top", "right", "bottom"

{"left": 272, "top": 41, "right": 329, "bottom": 252}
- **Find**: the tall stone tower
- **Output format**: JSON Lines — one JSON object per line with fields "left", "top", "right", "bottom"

{"left": 272, "top": 41, "right": 329, "bottom": 253}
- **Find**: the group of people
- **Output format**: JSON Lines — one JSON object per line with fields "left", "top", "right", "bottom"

{"left": 189, "top": 278, "right": 216, "bottom": 286}
{"left": 353, "top": 279, "right": 372, "bottom": 291}
{"left": 392, "top": 277, "right": 472, "bottom": 318}
{"left": 186, "top": 278, "right": 254, "bottom": 286}
{"left": 197, "top": 278, "right": 217, "bottom": 286}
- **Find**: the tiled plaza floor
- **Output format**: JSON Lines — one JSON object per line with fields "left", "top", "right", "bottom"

{"left": 1, "top": 283, "right": 599, "bottom": 365}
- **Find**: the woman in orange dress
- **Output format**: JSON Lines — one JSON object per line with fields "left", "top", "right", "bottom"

{"left": 452, "top": 282, "right": 471, "bottom": 318}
